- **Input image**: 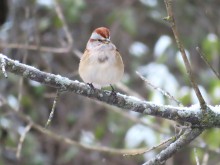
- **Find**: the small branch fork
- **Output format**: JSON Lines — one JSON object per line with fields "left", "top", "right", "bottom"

{"left": 163, "top": 0, "right": 207, "bottom": 111}
{"left": 141, "top": 1, "right": 210, "bottom": 164}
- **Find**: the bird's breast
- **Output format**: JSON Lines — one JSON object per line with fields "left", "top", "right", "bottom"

{"left": 98, "top": 56, "right": 109, "bottom": 63}
{"left": 89, "top": 49, "right": 116, "bottom": 65}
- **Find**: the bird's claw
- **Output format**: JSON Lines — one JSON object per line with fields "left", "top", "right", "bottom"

{"left": 87, "top": 83, "right": 95, "bottom": 91}
{"left": 110, "top": 84, "right": 118, "bottom": 102}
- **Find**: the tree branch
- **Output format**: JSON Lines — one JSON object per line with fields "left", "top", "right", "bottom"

{"left": 164, "top": 0, "right": 206, "bottom": 111}
{"left": 0, "top": 54, "right": 219, "bottom": 128}
{"left": 143, "top": 128, "right": 203, "bottom": 165}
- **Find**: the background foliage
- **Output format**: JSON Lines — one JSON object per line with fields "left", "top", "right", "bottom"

{"left": 0, "top": 0, "right": 220, "bottom": 165}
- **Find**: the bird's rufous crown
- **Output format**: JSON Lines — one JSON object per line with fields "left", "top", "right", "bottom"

{"left": 94, "top": 27, "right": 110, "bottom": 39}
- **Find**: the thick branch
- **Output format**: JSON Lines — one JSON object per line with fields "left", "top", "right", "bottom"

{"left": 0, "top": 54, "right": 220, "bottom": 127}
{"left": 143, "top": 128, "right": 203, "bottom": 165}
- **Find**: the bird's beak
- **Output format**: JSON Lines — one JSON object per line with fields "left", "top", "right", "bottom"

{"left": 104, "top": 38, "right": 110, "bottom": 44}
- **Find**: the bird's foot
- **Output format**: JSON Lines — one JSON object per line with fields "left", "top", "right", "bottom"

{"left": 87, "top": 83, "right": 95, "bottom": 91}
{"left": 110, "top": 84, "right": 118, "bottom": 103}
{"left": 110, "top": 84, "right": 117, "bottom": 96}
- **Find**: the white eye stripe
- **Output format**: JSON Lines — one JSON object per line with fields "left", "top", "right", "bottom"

{"left": 90, "top": 32, "right": 110, "bottom": 40}
{"left": 91, "top": 32, "right": 103, "bottom": 40}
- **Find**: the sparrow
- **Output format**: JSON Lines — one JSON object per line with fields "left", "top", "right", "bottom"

{"left": 78, "top": 27, "right": 124, "bottom": 90}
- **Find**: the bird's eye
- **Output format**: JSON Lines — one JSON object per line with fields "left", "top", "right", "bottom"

{"left": 98, "top": 39, "right": 103, "bottom": 42}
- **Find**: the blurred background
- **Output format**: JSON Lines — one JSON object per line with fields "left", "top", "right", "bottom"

{"left": 0, "top": 0, "right": 220, "bottom": 165}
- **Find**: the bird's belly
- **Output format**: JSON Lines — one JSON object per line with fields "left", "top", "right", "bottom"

{"left": 81, "top": 60, "right": 122, "bottom": 87}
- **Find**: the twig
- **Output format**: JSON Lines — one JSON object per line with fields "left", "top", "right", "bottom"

{"left": 16, "top": 123, "right": 32, "bottom": 159}
{"left": 123, "top": 136, "right": 174, "bottom": 156}
{"left": 163, "top": 0, "right": 206, "bottom": 111}
{"left": 0, "top": 57, "right": 7, "bottom": 78}
{"left": 196, "top": 47, "right": 220, "bottom": 80}
{"left": 17, "top": 7, "right": 29, "bottom": 111}
{"left": 136, "top": 71, "right": 183, "bottom": 107}
{"left": 201, "top": 152, "right": 209, "bottom": 165}
{"left": 194, "top": 148, "right": 200, "bottom": 165}
{"left": 143, "top": 128, "right": 203, "bottom": 165}
{"left": 0, "top": 42, "right": 71, "bottom": 53}
{"left": 45, "top": 90, "right": 60, "bottom": 127}
{"left": 54, "top": 0, "right": 73, "bottom": 50}
{"left": 17, "top": 54, "right": 27, "bottom": 111}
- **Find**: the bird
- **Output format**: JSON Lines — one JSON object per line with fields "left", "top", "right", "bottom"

{"left": 78, "top": 27, "right": 124, "bottom": 91}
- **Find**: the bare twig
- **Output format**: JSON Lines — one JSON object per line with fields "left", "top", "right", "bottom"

{"left": 16, "top": 123, "right": 32, "bottom": 159}
{"left": 123, "top": 136, "right": 174, "bottom": 156}
{"left": 45, "top": 90, "right": 60, "bottom": 127}
{"left": 136, "top": 71, "right": 183, "bottom": 107}
{"left": 164, "top": 0, "right": 206, "bottom": 111}
{"left": 196, "top": 47, "right": 220, "bottom": 80}
{"left": 194, "top": 148, "right": 200, "bottom": 165}
{"left": 0, "top": 42, "right": 70, "bottom": 53}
